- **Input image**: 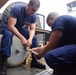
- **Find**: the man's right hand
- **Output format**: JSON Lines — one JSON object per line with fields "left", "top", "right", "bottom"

{"left": 21, "top": 38, "right": 28, "bottom": 46}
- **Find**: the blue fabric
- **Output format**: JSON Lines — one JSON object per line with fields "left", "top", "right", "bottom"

{"left": 1, "top": 4, "right": 38, "bottom": 57}
{"left": 45, "top": 44, "right": 76, "bottom": 71}
{"left": 2, "top": 4, "right": 37, "bottom": 29}
{"left": 52, "top": 15, "right": 76, "bottom": 46}
{"left": 1, "top": 29, "right": 13, "bottom": 57}
{"left": 10, "top": 4, "right": 37, "bottom": 28}
{"left": 45, "top": 15, "right": 76, "bottom": 73}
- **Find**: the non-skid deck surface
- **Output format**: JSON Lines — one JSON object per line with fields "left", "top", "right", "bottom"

{"left": 7, "top": 66, "right": 53, "bottom": 75}
{"left": 7, "top": 66, "right": 44, "bottom": 75}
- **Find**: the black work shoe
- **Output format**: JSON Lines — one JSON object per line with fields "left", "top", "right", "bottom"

{"left": 31, "top": 53, "right": 46, "bottom": 69}
{"left": 0, "top": 55, "right": 7, "bottom": 75}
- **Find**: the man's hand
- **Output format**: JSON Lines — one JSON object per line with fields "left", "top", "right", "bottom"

{"left": 29, "top": 47, "right": 42, "bottom": 53}
{"left": 21, "top": 38, "right": 27, "bottom": 46}
{"left": 29, "top": 47, "right": 44, "bottom": 59}
{"left": 29, "top": 48, "right": 40, "bottom": 59}
{"left": 27, "top": 38, "right": 32, "bottom": 47}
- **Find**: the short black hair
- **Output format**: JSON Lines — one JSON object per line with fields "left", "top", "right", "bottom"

{"left": 29, "top": 0, "right": 40, "bottom": 8}
{"left": 46, "top": 12, "right": 59, "bottom": 23}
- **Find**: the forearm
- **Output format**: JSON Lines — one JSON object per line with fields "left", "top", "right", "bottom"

{"left": 38, "top": 45, "right": 51, "bottom": 57}
{"left": 37, "top": 30, "right": 63, "bottom": 58}
{"left": 29, "top": 29, "right": 35, "bottom": 40}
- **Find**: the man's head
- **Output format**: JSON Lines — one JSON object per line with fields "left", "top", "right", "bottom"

{"left": 26, "top": 0, "right": 40, "bottom": 16}
{"left": 46, "top": 12, "right": 59, "bottom": 27}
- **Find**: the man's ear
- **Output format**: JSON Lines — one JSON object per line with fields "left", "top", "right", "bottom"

{"left": 27, "top": 4, "right": 30, "bottom": 7}
{"left": 51, "top": 16, "right": 55, "bottom": 20}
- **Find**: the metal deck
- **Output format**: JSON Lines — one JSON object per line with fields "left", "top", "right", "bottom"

{"left": 7, "top": 66, "right": 43, "bottom": 75}
{"left": 7, "top": 66, "right": 53, "bottom": 75}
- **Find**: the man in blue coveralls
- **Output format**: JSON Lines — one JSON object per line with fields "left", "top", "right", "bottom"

{"left": 30, "top": 12, "right": 76, "bottom": 75}
{"left": 0, "top": 0, "right": 45, "bottom": 75}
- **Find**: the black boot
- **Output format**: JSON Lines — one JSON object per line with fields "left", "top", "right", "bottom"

{"left": 31, "top": 53, "right": 46, "bottom": 69}
{"left": 0, "top": 55, "right": 7, "bottom": 75}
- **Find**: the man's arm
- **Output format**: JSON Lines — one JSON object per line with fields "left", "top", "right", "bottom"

{"left": 8, "top": 16, "right": 27, "bottom": 45}
{"left": 27, "top": 23, "right": 36, "bottom": 47}
{"left": 29, "top": 23, "right": 36, "bottom": 40}
{"left": 37, "top": 29, "right": 63, "bottom": 58}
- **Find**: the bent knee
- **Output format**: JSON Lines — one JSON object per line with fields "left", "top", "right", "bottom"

{"left": 3, "top": 30, "right": 13, "bottom": 36}
{"left": 33, "top": 35, "right": 38, "bottom": 40}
